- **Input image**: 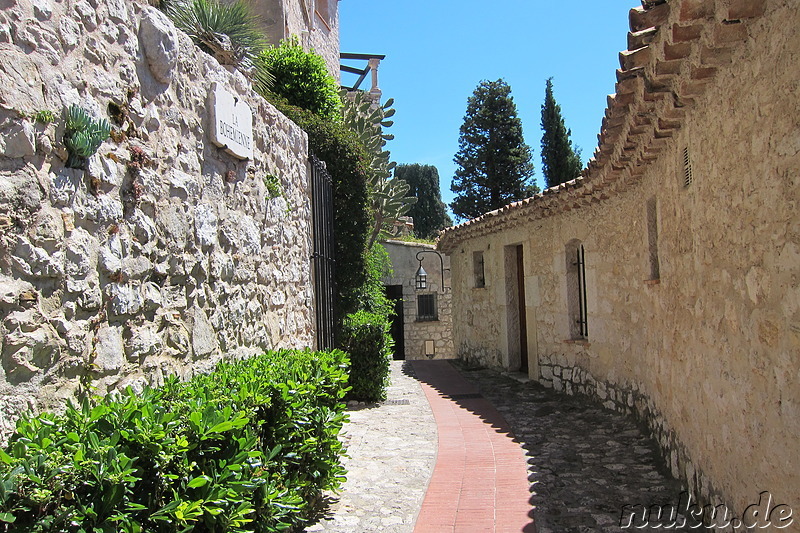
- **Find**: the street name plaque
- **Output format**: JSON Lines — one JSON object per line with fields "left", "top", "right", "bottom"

{"left": 209, "top": 83, "right": 253, "bottom": 160}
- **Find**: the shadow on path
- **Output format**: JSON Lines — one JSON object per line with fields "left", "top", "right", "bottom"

{"left": 409, "top": 360, "right": 536, "bottom": 533}
{"left": 408, "top": 360, "right": 702, "bottom": 533}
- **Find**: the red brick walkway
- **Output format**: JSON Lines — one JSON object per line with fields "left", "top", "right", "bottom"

{"left": 410, "top": 360, "right": 535, "bottom": 533}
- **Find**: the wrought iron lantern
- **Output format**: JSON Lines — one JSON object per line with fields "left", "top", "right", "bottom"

{"left": 414, "top": 250, "right": 449, "bottom": 292}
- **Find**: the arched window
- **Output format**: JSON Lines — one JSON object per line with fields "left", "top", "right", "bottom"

{"left": 565, "top": 239, "right": 588, "bottom": 339}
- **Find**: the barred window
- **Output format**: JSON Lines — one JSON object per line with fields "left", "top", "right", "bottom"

{"left": 417, "top": 293, "right": 438, "bottom": 321}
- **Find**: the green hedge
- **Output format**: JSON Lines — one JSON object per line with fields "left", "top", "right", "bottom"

{"left": 265, "top": 96, "right": 371, "bottom": 324}
{"left": 339, "top": 311, "right": 392, "bottom": 402}
{"left": 0, "top": 349, "right": 350, "bottom": 532}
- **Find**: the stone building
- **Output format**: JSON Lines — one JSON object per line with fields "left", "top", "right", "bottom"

{"left": 0, "top": 0, "right": 340, "bottom": 440}
{"left": 438, "top": 0, "right": 798, "bottom": 524}
{"left": 382, "top": 240, "right": 453, "bottom": 360}
{"left": 244, "top": 0, "right": 341, "bottom": 80}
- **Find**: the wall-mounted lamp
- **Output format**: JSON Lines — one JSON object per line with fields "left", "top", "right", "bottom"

{"left": 415, "top": 250, "right": 449, "bottom": 291}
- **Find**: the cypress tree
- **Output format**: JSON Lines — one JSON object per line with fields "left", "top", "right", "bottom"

{"left": 450, "top": 79, "right": 536, "bottom": 221}
{"left": 540, "top": 77, "right": 583, "bottom": 188}
{"left": 395, "top": 164, "right": 452, "bottom": 239}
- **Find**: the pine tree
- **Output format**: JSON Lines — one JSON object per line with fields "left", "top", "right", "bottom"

{"left": 540, "top": 77, "right": 583, "bottom": 189}
{"left": 395, "top": 164, "right": 453, "bottom": 239}
{"left": 450, "top": 79, "right": 536, "bottom": 221}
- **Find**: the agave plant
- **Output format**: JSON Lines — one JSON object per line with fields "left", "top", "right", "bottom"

{"left": 163, "top": 0, "right": 271, "bottom": 86}
{"left": 63, "top": 104, "right": 111, "bottom": 169}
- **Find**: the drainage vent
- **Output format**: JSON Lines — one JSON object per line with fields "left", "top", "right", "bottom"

{"left": 382, "top": 399, "right": 410, "bottom": 406}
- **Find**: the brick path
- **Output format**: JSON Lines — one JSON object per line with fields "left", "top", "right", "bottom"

{"left": 307, "top": 360, "right": 698, "bottom": 533}
{"left": 411, "top": 360, "right": 534, "bottom": 533}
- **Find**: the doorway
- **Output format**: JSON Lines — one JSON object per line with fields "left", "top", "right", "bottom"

{"left": 385, "top": 285, "right": 405, "bottom": 360}
{"left": 504, "top": 244, "right": 528, "bottom": 372}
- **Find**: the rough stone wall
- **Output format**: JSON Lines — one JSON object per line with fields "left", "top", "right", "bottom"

{"left": 263, "top": 0, "right": 340, "bottom": 81}
{"left": 382, "top": 241, "right": 453, "bottom": 360}
{"left": 440, "top": 0, "right": 798, "bottom": 525}
{"left": 0, "top": 0, "right": 315, "bottom": 441}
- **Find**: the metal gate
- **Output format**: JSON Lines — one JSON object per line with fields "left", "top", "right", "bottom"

{"left": 310, "top": 155, "right": 336, "bottom": 350}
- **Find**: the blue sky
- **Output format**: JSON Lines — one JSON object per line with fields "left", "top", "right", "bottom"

{"left": 339, "top": 1, "right": 636, "bottom": 213}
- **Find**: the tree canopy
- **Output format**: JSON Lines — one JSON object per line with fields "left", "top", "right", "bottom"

{"left": 450, "top": 79, "right": 536, "bottom": 221}
{"left": 394, "top": 164, "right": 452, "bottom": 239}
{"left": 540, "top": 77, "right": 583, "bottom": 189}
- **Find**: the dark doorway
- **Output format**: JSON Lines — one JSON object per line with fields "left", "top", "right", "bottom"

{"left": 386, "top": 285, "right": 405, "bottom": 360}
{"left": 517, "top": 245, "right": 528, "bottom": 373}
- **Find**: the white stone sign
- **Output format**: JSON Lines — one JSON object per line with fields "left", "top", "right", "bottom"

{"left": 209, "top": 83, "right": 253, "bottom": 160}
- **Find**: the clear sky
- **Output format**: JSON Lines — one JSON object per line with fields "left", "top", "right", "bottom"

{"left": 339, "top": 1, "right": 637, "bottom": 215}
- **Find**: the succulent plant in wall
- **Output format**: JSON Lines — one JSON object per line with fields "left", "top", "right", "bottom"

{"left": 63, "top": 104, "right": 111, "bottom": 169}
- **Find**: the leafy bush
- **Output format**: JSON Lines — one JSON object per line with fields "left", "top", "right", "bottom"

{"left": 358, "top": 243, "right": 394, "bottom": 318}
{"left": 0, "top": 349, "right": 349, "bottom": 532}
{"left": 63, "top": 104, "right": 110, "bottom": 169}
{"left": 257, "top": 39, "right": 342, "bottom": 120}
{"left": 266, "top": 96, "right": 371, "bottom": 324}
{"left": 339, "top": 311, "right": 392, "bottom": 402}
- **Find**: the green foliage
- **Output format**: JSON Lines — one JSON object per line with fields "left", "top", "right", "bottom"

{"left": 541, "top": 77, "right": 583, "bottom": 188}
{"left": 33, "top": 110, "right": 55, "bottom": 125}
{"left": 340, "top": 90, "right": 416, "bottom": 248}
{"left": 267, "top": 95, "right": 371, "bottom": 323}
{"left": 450, "top": 79, "right": 537, "bottom": 221}
{"left": 394, "top": 164, "right": 453, "bottom": 239}
{"left": 0, "top": 349, "right": 350, "bottom": 533}
{"left": 257, "top": 39, "right": 341, "bottom": 120}
{"left": 163, "top": 0, "right": 269, "bottom": 84}
{"left": 389, "top": 235, "right": 436, "bottom": 245}
{"left": 358, "top": 244, "right": 394, "bottom": 318}
{"left": 63, "top": 104, "right": 111, "bottom": 169}
{"left": 263, "top": 174, "right": 283, "bottom": 200}
{"left": 339, "top": 311, "right": 392, "bottom": 402}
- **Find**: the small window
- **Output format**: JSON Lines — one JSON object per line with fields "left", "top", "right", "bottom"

{"left": 682, "top": 147, "right": 693, "bottom": 188}
{"left": 473, "top": 251, "right": 485, "bottom": 288}
{"left": 417, "top": 293, "right": 437, "bottom": 321}
{"left": 566, "top": 240, "right": 588, "bottom": 339}
{"left": 646, "top": 197, "right": 660, "bottom": 280}
{"left": 315, "top": 0, "right": 331, "bottom": 27}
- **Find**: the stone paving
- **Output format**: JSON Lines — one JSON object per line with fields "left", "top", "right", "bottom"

{"left": 306, "top": 361, "right": 437, "bottom": 532}
{"left": 306, "top": 360, "right": 702, "bottom": 532}
{"left": 453, "top": 362, "right": 703, "bottom": 533}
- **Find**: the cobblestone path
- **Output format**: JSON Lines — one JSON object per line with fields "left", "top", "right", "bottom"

{"left": 306, "top": 361, "right": 437, "bottom": 532}
{"left": 453, "top": 363, "right": 702, "bottom": 533}
{"left": 307, "top": 360, "right": 701, "bottom": 532}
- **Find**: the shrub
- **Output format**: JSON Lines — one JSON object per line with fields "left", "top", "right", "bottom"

{"left": 267, "top": 96, "right": 371, "bottom": 324}
{"left": 358, "top": 243, "right": 394, "bottom": 318}
{"left": 257, "top": 39, "right": 342, "bottom": 120}
{"left": 339, "top": 311, "right": 392, "bottom": 402}
{"left": 0, "top": 349, "right": 349, "bottom": 532}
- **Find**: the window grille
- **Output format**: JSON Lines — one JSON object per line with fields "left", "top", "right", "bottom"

{"left": 682, "top": 147, "right": 693, "bottom": 188}
{"left": 566, "top": 240, "right": 588, "bottom": 339}
{"left": 417, "top": 293, "right": 437, "bottom": 321}
{"left": 646, "top": 197, "right": 660, "bottom": 280}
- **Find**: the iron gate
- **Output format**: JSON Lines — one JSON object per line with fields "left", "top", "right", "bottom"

{"left": 310, "top": 155, "right": 336, "bottom": 350}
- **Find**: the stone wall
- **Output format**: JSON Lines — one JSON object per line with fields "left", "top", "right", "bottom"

{"left": 248, "top": 0, "right": 340, "bottom": 81}
{"left": 439, "top": 0, "right": 798, "bottom": 525}
{"left": 0, "top": 0, "right": 316, "bottom": 441}
{"left": 382, "top": 241, "right": 454, "bottom": 360}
